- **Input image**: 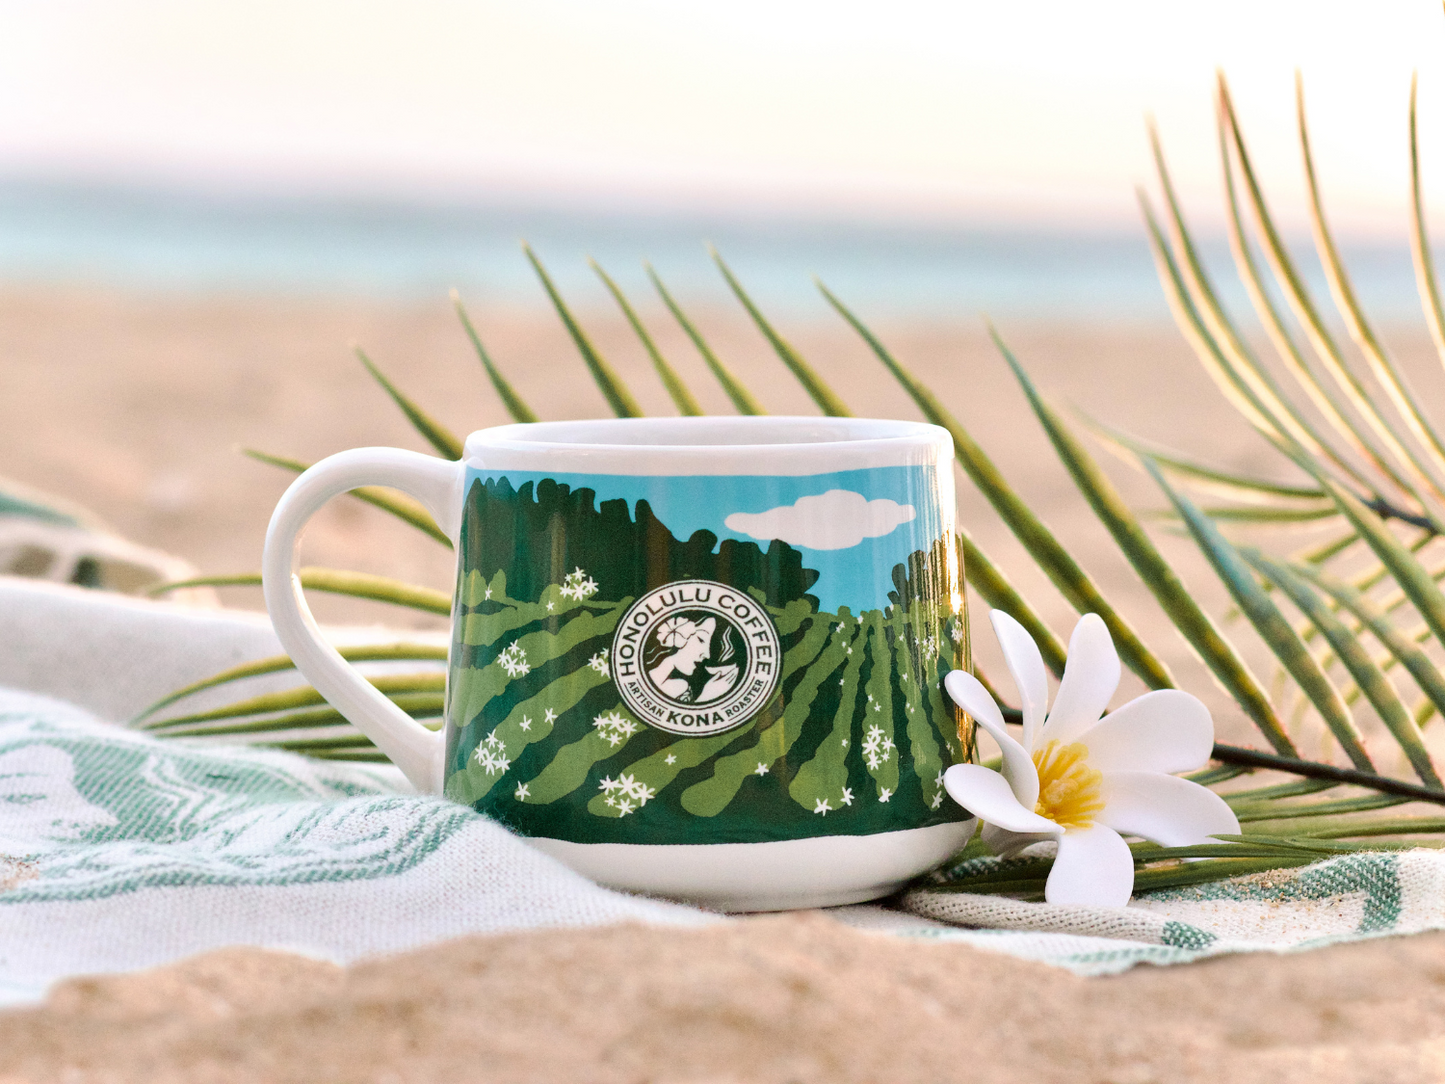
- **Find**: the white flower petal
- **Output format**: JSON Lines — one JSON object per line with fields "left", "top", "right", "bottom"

{"left": 1044, "top": 824, "right": 1135, "bottom": 907}
{"left": 943, "top": 670, "right": 1039, "bottom": 809}
{"left": 1098, "top": 771, "right": 1241, "bottom": 846}
{"left": 989, "top": 609, "right": 1049, "bottom": 751}
{"left": 943, "top": 764, "right": 1060, "bottom": 835}
{"left": 982, "top": 823, "right": 1055, "bottom": 857}
{"left": 1079, "top": 690, "right": 1215, "bottom": 774}
{"left": 1041, "top": 613, "right": 1120, "bottom": 745}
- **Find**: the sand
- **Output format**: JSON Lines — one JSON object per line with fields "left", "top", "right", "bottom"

{"left": 6, "top": 286, "right": 1445, "bottom": 1079}
{"left": 6, "top": 913, "right": 1445, "bottom": 1083}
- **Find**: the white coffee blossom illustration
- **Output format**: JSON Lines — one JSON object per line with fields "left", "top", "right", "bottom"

{"left": 473, "top": 731, "right": 512, "bottom": 776}
{"left": 593, "top": 710, "right": 639, "bottom": 747}
{"left": 559, "top": 567, "right": 599, "bottom": 602}
{"left": 496, "top": 641, "right": 531, "bottom": 679}
{"left": 942, "top": 610, "right": 1239, "bottom": 908}
{"left": 588, "top": 649, "right": 611, "bottom": 679}
{"left": 598, "top": 771, "right": 657, "bottom": 815}
{"left": 861, "top": 724, "right": 896, "bottom": 770}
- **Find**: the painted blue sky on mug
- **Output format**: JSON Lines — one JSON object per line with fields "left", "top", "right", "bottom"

{"left": 467, "top": 465, "right": 950, "bottom": 614}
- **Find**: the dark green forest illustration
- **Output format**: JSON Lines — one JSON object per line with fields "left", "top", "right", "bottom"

{"left": 461, "top": 475, "right": 821, "bottom": 609}
{"left": 443, "top": 474, "right": 972, "bottom": 846}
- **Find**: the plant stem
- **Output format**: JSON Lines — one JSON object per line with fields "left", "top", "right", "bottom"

{"left": 1212, "top": 742, "right": 1445, "bottom": 806}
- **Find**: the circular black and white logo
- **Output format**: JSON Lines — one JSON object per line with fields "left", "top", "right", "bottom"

{"left": 611, "top": 579, "right": 782, "bottom": 737}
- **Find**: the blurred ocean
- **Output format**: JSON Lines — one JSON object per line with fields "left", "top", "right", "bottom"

{"left": 0, "top": 179, "right": 1428, "bottom": 323}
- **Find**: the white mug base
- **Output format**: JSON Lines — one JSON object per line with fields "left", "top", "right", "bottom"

{"left": 524, "top": 819, "right": 977, "bottom": 913}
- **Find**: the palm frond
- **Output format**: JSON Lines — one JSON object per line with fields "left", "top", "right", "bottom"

{"left": 1296, "top": 74, "right": 1445, "bottom": 493}
{"left": 523, "top": 241, "right": 645, "bottom": 418}
{"left": 993, "top": 332, "right": 1291, "bottom": 754}
{"left": 1149, "top": 121, "right": 1363, "bottom": 486}
{"left": 1216, "top": 119, "right": 1404, "bottom": 505}
{"left": 647, "top": 264, "right": 767, "bottom": 415}
{"left": 1240, "top": 547, "right": 1439, "bottom": 786}
{"left": 1147, "top": 503, "right": 1340, "bottom": 525}
{"left": 712, "top": 247, "right": 851, "bottom": 416}
{"left": 1150, "top": 462, "right": 1360, "bottom": 764}
{"left": 354, "top": 347, "right": 464, "bottom": 459}
{"left": 451, "top": 290, "right": 538, "bottom": 424}
{"left": 1311, "top": 470, "right": 1445, "bottom": 649}
{"left": 132, "top": 643, "right": 448, "bottom": 723}
{"left": 1410, "top": 74, "right": 1445, "bottom": 379}
{"left": 144, "top": 674, "right": 444, "bottom": 731}
{"left": 1136, "top": 188, "right": 1286, "bottom": 444}
{"left": 955, "top": 529, "right": 1069, "bottom": 676}
{"left": 1219, "top": 74, "right": 1443, "bottom": 514}
{"left": 151, "top": 567, "right": 451, "bottom": 615}
{"left": 241, "top": 450, "right": 451, "bottom": 546}
{"left": 591, "top": 259, "right": 704, "bottom": 416}
{"left": 925, "top": 829, "right": 1444, "bottom": 901}
{"left": 1287, "top": 560, "right": 1445, "bottom": 723}
{"left": 1084, "top": 418, "right": 1324, "bottom": 504}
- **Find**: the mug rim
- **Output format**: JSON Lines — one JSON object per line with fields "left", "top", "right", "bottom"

{"left": 464, "top": 416, "right": 952, "bottom": 475}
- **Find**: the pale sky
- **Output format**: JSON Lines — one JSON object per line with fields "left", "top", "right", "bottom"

{"left": 1, "top": 0, "right": 1443, "bottom": 230}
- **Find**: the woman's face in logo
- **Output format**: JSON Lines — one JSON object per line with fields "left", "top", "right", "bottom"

{"left": 667, "top": 617, "right": 715, "bottom": 675}
{"left": 646, "top": 612, "right": 740, "bottom": 705}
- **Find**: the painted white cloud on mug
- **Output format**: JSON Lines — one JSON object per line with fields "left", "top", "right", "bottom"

{"left": 724, "top": 489, "right": 916, "bottom": 551}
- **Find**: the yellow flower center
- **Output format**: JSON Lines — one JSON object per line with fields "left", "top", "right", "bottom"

{"left": 1032, "top": 740, "right": 1105, "bottom": 830}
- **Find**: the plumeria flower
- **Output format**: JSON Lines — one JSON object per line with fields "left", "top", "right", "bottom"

{"left": 942, "top": 610, "right": 1239, "bottom": 908}
{"left": 655, "top": 615, "right": 694, "bottom": 649}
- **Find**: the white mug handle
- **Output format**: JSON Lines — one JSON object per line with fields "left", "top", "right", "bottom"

{"left": 261, "top": 447, "right": 465, "bottom": 794}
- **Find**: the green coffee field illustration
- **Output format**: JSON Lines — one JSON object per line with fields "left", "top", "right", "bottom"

{"left": 443, "top": 475, "right": 973, "bottom": 845}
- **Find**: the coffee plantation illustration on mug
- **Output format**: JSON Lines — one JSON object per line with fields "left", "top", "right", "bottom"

{"left": 263, "top": 417, "right": 978, "bottom": 908}
{"left": 442, "top": 465, "right": 973, "bottom": 848}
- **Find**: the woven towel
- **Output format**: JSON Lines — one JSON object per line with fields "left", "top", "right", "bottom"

{"left": 5, "top": 575, "right": 1445, "bottom": 999}
{"left": 0, "top": 687, "right": 714, "bottom": 1006}
{"left": 887, "top": 850, "right": 1445, "bottom": 974}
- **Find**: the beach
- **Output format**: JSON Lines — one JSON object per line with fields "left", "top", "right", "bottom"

{"left": 7, "top": 912, "right": 1445, "bottom": 1083}
{"left": 5, "top": 285, "right": 1445, "bottom": 1080}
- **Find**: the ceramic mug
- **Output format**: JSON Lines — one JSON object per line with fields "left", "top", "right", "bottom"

{"left": 262, "top": 416, "right": 976, "bottom": 910}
